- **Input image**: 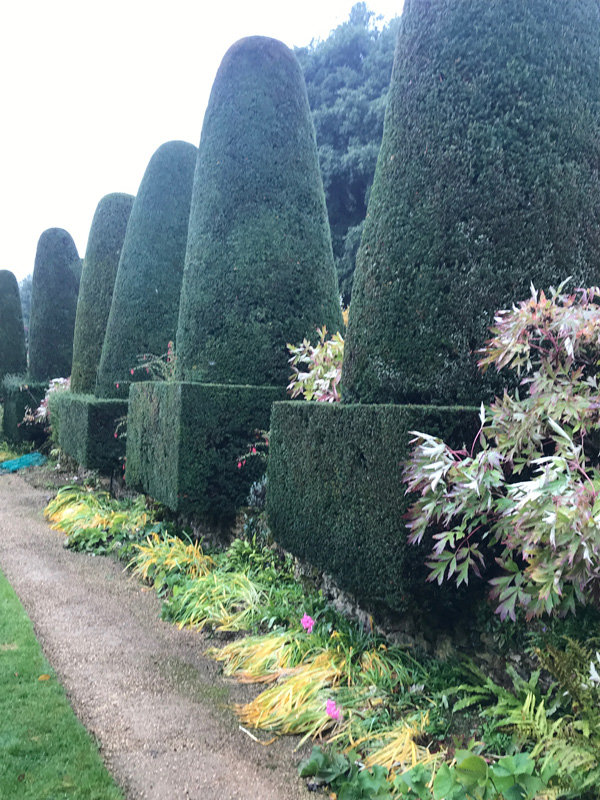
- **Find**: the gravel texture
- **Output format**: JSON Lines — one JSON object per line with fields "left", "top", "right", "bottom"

{"left": 0, "top": 473, "right": 312, "bottom": 799}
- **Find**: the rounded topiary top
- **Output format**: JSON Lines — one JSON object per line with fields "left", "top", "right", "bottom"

{"left": 70, "top": 193, "right": 135, "bottom": 394}
{"left": 95, "top": 141, "right": 197, "bottom": 399}
{"left": 28, "top": 228, "right": 80, "bottom": 381}
{"left": 176, "top": 36, "right": 343, "bottom": 386}
{"left": 342, "top": 0, "right": 600, "bottom": 405}
{"left": 0, "top": 270, "right": 27, "bottom": 383}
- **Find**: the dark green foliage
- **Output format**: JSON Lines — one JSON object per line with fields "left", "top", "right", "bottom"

{"left": 71, "top": 193, "right": 135, "bottom": 393}
{"left": 95, "top": 141, "right": 197, "bottom": 399}
{"left": 28, "top": 228, "right": 80, "bottom": 381}
{"left": 176, "top": 36, "right": 342, "bottom": 387}
{"left": 54, "top": 393, "right": 127, "bottom": 473}
{"left": 126, "top": 382, "right": 284, "bottom": 519}
{"left": 343, "top": 0, "right": 600, "bottom": 405}
{"left": 0, "top": 270, "right": 27, "bottom": 384}
{"left": 266, "top": 402, "right": 479, "bottom": 618}
{"left": 1, "top": 376, "right": 47, "bottom": 444}
{"left": 296, "top": 4, "right": 400, "bottom": 301}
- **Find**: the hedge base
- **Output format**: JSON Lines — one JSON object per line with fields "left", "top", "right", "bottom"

{"left": 1, "top": 376, "right": 47, "bottom": 444}
{"left": 126, "top": 382, "right": 285, "bottom": 519}
{"left": 266, "top": 402, "right": 480, "bottom": 622}
{"left": 55, "top": 393, "right": 127, "bottom": 473}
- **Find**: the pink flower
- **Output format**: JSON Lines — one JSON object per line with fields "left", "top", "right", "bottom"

{"left": 237, "top": 461, "right": 242, "bottom": 469}
{"left": 114, "top": 433, "right": 117, "bottom": 439}
{"left": 130, "top": 369, "right": 134, "bottom": 375}
{"left": 116, "top": 383, "right": 119, "bottom": 389}
{"left": 252, "top": 447, "right": 257, "bottom": 454}
{"left": 301, "top": 613, "right": 315, "bottom": 633}
{"left": 326, "top": 699, "right": 342, "bottom": 721}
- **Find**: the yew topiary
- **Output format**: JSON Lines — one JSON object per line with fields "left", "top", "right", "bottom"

{"left": 28, "top": 228, "right": 80, "bottom": 381}
{"left": 0, "top": 270, "right": 27, "bottom": 383}
{"left": 176, "top": 36, "right": 342, "bottom": 386}
{"left": 70, "top": 193, "right": 135, "bottom": 393}
{"left": 95, "top": 141, "right": 197, "bottom": 398}
{"left": 343, "top": 0, "right": 600, "bottom": 406}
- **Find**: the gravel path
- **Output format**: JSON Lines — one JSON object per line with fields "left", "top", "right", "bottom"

{"left": 0, "top": 473, "right": 311, "bottom": 800}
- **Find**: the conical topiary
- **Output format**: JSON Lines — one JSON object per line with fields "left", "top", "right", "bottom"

{"left": 28, "top": 228, "right": 80, "bottom": 381}
{"left": 342, "top": 0, "right": 600, "bottom": 405}
{"left": 70, "top": 193, "right": 135, "bottom": 393}
{"left": 95, "top": 141, "right": 197, "bottom": 398}
{"left": 176, "top": 36, "right": 343, "bottom": 386}
{"left": 0, "top": 270, "right": 27, "bottom": 383}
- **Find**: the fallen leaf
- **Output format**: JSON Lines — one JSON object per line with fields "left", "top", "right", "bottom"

{"left": 38, "top": 674, "right": 51, "bottom": 681}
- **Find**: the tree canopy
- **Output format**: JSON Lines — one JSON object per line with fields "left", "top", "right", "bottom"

{"left": 343, "top": 0, "right": 600, "bottom": 406}
{"left": 296, "top": 3, "right": 400, "bottom": 301}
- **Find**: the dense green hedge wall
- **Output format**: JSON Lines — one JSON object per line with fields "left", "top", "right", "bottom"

{"left": 71, "top": 193, "right": 135, "bottom": 393}
{"left": 126, "top": 382, "right": 284, "bottom": 519}
{"left": 0, "top": 271, "right": 27, "bottom": 384}
{"left": 95, "top": 141, "right": 197, "bottom": 399}
{"left": 28, "top": 229, "right": 80, "bottom": 381}
{"left": 266, "top": 402, "right": 479, "bottom": 620}
{"left": 176, "top": 36, "right": 342, "bottom": 387}
{"left": 1, "top": 376, "right": 47, "bottom": 444}
{"left": 54, "top": 393, "right": 127, "bottom": 472}
{"left": 343, "top": 0, "right": 600, "bottom": 406}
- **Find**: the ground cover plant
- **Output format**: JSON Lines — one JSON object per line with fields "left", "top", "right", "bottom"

{"left": 44, "top": 484, "right": 600, "bottom": 797}
{"left": 0, "top": 566, "right": 124, "bottom": 800}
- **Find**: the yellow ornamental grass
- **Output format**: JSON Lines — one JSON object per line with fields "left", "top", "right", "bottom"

{"left": 235, "top": 651, "right": 347, "bottom": 743}
{"left": 360, "top": 713, "right": 443, "bottom": 778}
{"left": 170, "top": 571, "right": 267, "bottom": 632}
{"left": 129, "top": 532, "right": 214, "bottom": 582}
{"left": 209, "top": 629, "right": 323, "bottom": 684}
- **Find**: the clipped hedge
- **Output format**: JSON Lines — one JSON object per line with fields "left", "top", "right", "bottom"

{"left": 95, "top": 141, "right": 197, "bottom": 399}
{"left": 71, "top": 193, "right": 135, "bottom": 393}
{"left": 126, "top": 382, "right": 284, "bottom": 519}
{"left": 1, "top": 376, "right": 47, "bottom": 444}
{"left": 266, "top": 402, "right": 479, "bottom": 620}
{"left": 0, "top": 270, "right": 27, "bottom": 384}
{"left": 54, "top": 393, "right": 127, "bottom": 473}
{"left": 343, "top": 0, "right": 600, "bottom": 405}
{"left": 176, "top": 36, "right": 342, "bottom": 386}
{"left": 28, "top": 228, "right": 80, "bottom": 381}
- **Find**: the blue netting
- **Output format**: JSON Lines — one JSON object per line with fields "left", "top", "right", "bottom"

{"left": 0, "top": 453, "right": 47, "bottom": 473}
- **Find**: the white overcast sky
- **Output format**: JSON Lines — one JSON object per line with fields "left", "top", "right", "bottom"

{"left": 1, "top": 0, "right": 404, "bottom": 283}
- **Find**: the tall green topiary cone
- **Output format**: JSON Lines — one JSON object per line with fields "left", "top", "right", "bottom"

{"left": 95, "top": 141, "right": 197, "bottom": 398}
{"left": 70, "top": 193, "right": 135, "bottom": 393}
{"left": 28, "top": 228, "right": 80, "bottom": 381}
{"left": 176, "top": 36, "right": 342, "bottom": 386}
{"left": 0, "top": 270, "right": 27, "bottom": 383}
{"left": 343, "top": 0, "right": 600, "bottom": 405}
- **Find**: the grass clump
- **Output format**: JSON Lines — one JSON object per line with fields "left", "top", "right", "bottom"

{"left": 0, "top": 566, "right": 123, "bottom": 800}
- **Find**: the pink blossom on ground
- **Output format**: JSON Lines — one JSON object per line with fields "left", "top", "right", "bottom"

{"left": 326, "top": 699, "right": 342, "bottom": 721}
{"left": 301, "top": 613, "right": 315, "bottom": 633}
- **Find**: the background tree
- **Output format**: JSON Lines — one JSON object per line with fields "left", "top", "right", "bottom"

{"left": 71, "top": 193, "right": 135, "bottom": 394}
{"left": 95, "top": 141, "right": 197, "bottom": 399}
{"left": 296, "top": 3, "right": 400, "bottom": 301}
{"left": 343, "top": 0, "right": 600, "bottom": 406}
{"left": 28, "top": 228, "right": 80, "bottom": 381}
{"left": 0, "top": 270, "right": 27, "bottom": 383}
{"left": 176, "top": 36, "right": 342, "bottom": 387}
